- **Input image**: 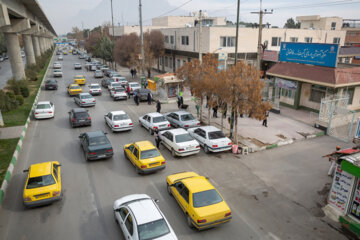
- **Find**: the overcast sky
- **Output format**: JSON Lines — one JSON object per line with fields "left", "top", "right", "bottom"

{"left": 38, "top": 0, "right": 360, "bottom": 35}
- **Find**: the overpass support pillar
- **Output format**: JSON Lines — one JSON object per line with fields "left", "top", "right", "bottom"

{"left": 32, "top": 36, "right": 41, "bottom": 57}
{"left": 4, "top": 32, "right": 25, "bottom": 80}
{"left": 23, "top": 34, "right": 36, "bottom": 65}
{"left": 39, "top": 37, "right": 45, "bottom": 54}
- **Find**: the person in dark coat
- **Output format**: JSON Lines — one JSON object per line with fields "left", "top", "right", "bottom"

{"left": 147, "top": 92, "right": 152, "bottom": 105}
{"left": 213, "top": 105, "right": 218, "bottom": 118}
{"left": 134, "top": 92, "right": 139, "bottom": 106}
{"left": 262, "top": 110, "right": 269, "bottom": 127}
{"left": 154, "top": 129, "right": 161, "bottom": 149}
{"left": 156, "top": 100, "right": 161, "bottom": 113}
{"left": 177, "top": 96, "right": 181, "bottom": 108}
{"left": 130, "top": 69, "right": 134, "bottom": 78}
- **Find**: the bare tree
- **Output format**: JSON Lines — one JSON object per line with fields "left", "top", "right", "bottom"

{"left": 113, "top": 33, "right": 140, "bottom": 68}
{"left": 143, "top": 30, "right": 164, "bottom": 77}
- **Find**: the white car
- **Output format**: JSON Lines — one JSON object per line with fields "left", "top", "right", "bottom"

{"left": 94, "top": 70, "right": 103, "bottom": 78}
{"left": 104, "top": 111, "right": 133, "bottom": 132}
{"left": 74, "top": 63, "right": 82, "bottom": 69}
{"left": 53, "top": 69, "right": 63, "bottom": 77}
{"left": 89, "top": 83, "right": 102, "bottom": 96}
{"left": 74, "top": 93, "right": 96, "bottom": 107}
{"left": 110, "top": 86, "right": 127, "bottom": 100}
{"left": 188, "top": 126, "right": 232, "bottom": 154}
{"left": 58, "top": 55, "right": 63, "bottom": 60}
{"left": 117, "top": 77, "right": 128, "bottom": 87}
{"left": 128, "top": 82, "right": 141, "bottom": 95}
{"left": 108, "top": 81, "right": 122, "bottom": 91}
{"left": 159, "top": 128, "right": 200, "bottom": 157}
{"left": 139, "top": 112, "right": 170, "bottom": 135}
{"left": 53, "top": 61, "right": 61, "bottom": 69}
{"left": 34, "top": 101, "right": 55, "bottom": 119}
{"left": 114, "top": 194, "right": 178, "bottom": 240}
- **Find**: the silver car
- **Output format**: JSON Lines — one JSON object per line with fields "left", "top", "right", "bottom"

{"left": 94, "top": 70, "right": 103, "bottom": 78}
{"left": 74, "top": 63, "right": 82, "bottom": 69}
{"left": 53, "top": 69, "right": 63, "bottom": 77}
{"left": 128, "top": 82, "right": 141, "bottom": 94}
{"left": 74, "top": 93, "right": 96, "bottom": 107}
{"left": 110, "top": 87, "right": 127, "bottom": 100}
{"left": 165, "top": 111, "right": 200, "bottom": 129}
{"left": 53, "top": 61, "right": 61, "bottom": 69}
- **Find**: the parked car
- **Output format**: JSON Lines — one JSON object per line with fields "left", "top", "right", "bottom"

{"left": 67, "top": 84, "right": 82, "bottom": 96}
{"left": 85, "top": 63, "right": 92, "bottom": 70}
{"left": 23, "top": 161, "right": 62, "bottom": 207}
{"left": 110, "top": 72, "right": 122, "bottom": 80}
{"left": 90, "top": 64, "right": 97, "bottom": 71}
{"left": 44, "top": 79, "right": 58, "bottom": 90}
{"left": 187, "top": 126, "right": 232, "bottom": 154}
{"left": 165, "top": 111, "right": 200, "bottom": 129}
{"left": 58, "top": 55, "right": 63, "bottom": 60}
{"left": 128, "top": 82, "right": 141, "bottom": 95}
{"left": 53, "top": 61, "right": 61, "bottom": 69}
{"left": 139, "top": 112, "right": 170, "bottom": 135}
{"left": 89, "top": 83, "right": 102, "bottom": 96}
{"left": 68, "top": 108, "right": 91, "bottom": 127}
{"left": 94, "top": 70, "right": 103, "bottom": 78}
{"left": 79, "top": 131, "right": 113, "bottom": 161}
{"left": 159, "top": 129, "right": 200, "bottom": 157}
{"left": 74, "top": 63, "right": 82, "bottom": 70}
{"left": 104, "top": 69, "right": 114, "bottom": 77}
{"left": 104, "top": 111, "right": 133, "bottom": 132}
{"left": 74, "top": 75, "right": 86, "bottom": 85}
{"left": 116, "top": 77, "right": 128, "bottom": 87}
{"left": 86, "top": 56, "right": 91, "bottom": 62}
{"left": 101, "top": 78, "right": 115, "bottom": 88}
{"left": 0, "top": 56, "right": 4, "bottom": 62}
{"left": 53, "top": 69, "right": 63, "bottom": 78}
{"left": 113, "top": 194, "right": 178, "bottom": 240}
{"left": 166, "top": 171, "right": 232, "bottom": 230}
{"left": 100, "top": 66, "right": 109, "bottom": 72}
{"left": 134, "top": 89, "right": 151, "bottom": 101}
{"left": 123, "top": 141, "right": 166, "bottom": 174}
{"left": 74, "top": 93, "right": 96, "bottom": 107}
{"left": 108, "top": 81, "right": 122, "bottom": 91}
{"left": 34, "top": 101, "right": 55, "bottom": 119}
{"left": 79, "top": 54, "right": 85, "bottom": 59}
{"left": 110, "top": 86, "right": 127, "bottom": 100}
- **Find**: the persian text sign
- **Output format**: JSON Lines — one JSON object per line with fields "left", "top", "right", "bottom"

{"left": 279, "top": 42, "right": 338, "bottom": 68}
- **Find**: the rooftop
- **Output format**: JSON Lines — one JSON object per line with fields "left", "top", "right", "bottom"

{"left": 29, "top": 162, "right": 52, "bottom": 178}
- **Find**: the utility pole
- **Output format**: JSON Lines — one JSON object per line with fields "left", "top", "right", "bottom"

{"left": 229, "top": 0, "right": 241, "bottom": 138}
{"left": 139, "top": 0, "right": 145, "bottom": 76}
{"left": 251, "top": 0, "right": 273, "bottom": 70}
{"left": 110, "top": 0, "right": 116, "bottom": 70}
{"left": 199, "top": 10, "right": 203, "bottom": 63}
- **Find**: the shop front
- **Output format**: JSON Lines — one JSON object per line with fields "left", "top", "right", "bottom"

{"left": 152, "top": 73, "right": 184, "bottom": 102}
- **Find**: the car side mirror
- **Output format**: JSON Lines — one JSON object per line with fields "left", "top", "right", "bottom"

{"left": 23, "top": 169, "right": 29, "bottom": 173}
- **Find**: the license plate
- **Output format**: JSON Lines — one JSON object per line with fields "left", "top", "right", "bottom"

{"left": 79, "top": 120, "right": 85, "bottom": 122}
{"left": 98, "top": 155, "right": 106, "bottom": 158}
{"left": 159, "top": 125, "right": 166, "bottom": 127}
{"left": 186, "top": 146, "right": 194, "bottom": 150}
{"left": 149, "top": 162, "right": 159, "bottom": 167}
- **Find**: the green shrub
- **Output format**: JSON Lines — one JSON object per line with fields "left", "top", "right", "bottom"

{"left": 7, "top": 79, "right": 20, "bottom": 95}
{"left": 20, "top": 86, "right": 29, "bottom": 97}
{"left": 15, "top": 95, "right": 24, "bottom": 105}
{"left": 5, "top": 91, "right": 15, "bottom": 99}
{"left": 25, "top": 64, "right": 38, "bottom": 81}
{"left": 0, "top": 91, "right": 18, "bottom": 112}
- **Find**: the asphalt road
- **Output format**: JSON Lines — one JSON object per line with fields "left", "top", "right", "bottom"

{"left": 0, "top": 56, "right": 26, "bottom": 89}
{"left": 0, "top": 53, "right": 351, "bottom": 240}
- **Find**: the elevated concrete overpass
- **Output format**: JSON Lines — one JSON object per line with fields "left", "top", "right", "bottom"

{"left": 0, "top": 0, "right": 56, "bottom": 80}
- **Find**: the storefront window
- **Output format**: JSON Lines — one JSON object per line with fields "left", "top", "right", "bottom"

{"left": 310, "top": 85, "right": 326, "bottom": 103}
{"left": 350, "top": 178, "right": 360, "bottom": 220}
{"left": 344, "top": 87, "right": 354, "bottom": 105}
{"left": 280, "top": 88, "right": 294, "bottom": 99}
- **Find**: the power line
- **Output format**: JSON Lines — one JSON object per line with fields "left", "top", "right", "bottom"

{"left": 142, "top": 0, "right": 193, "bottom": 23}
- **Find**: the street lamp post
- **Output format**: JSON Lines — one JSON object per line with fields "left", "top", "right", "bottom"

{"left": 110, "top": 0, "right": 116, "bottom": 70}
{"left": 139, "top": 0, "right": 145, "bottom": 76}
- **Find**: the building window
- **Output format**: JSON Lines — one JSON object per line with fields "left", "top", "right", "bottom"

{"left": 290, "top": 37, "right": 298, "bottom": 43}
{"left": 164, "top": 57, "right": 168, "bottom": 67}
{"left": 344, "top": 58, "right": 350, "bottom": 63}
{"left": 165, "top": 36, "right": 169, "bottom": 43}
{"left": 183, "top": 60, "right": 186, "bottom": 66}
{"left": 305, "top": 37, "right": 313, "bottom": 43}
{"left": 280, "top": 88, "right": 295, "bottom": 99}
{"left": 181, "top": 36, "right": 189, "bottom": 45}
{"left": 177, "top": 59, "right": 180, "bottom": 68}
{"left": 271, "top": 37, "right": 281, "bottom": 47}
{"left": 333, "top": 37, "right": 340, "bottom": 44}
{"left": 310, "top": 85, "right": 326, "bottom": 103}
{"left": 187, "top": 58, "right": 191, "bottom": 62}
{"left": 170, "top": 36, "right": 174, "bottom": 44}
{"left": 331, "top": 22, "right": 336, "bottom": 30}
{"left": 202, "top": 19, "right": 214, "bottom": 26}
{"left": 220, "top": 37, "right": 235, "bottom": 47}
{"left": 343, "top": 87, "right": 354, "bottom": 105}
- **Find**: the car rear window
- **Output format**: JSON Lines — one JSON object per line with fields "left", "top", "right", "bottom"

{"left": 140, "top": 149, "right": 160, "bottom": 159}
{"left": 181, "top": 114, "right": 195, "bottom": 121}
{"left": 75, "top": 76, "right": 84, "bottom": 79}
{"left": 175, "top": 133, "right": 193, "bottom": 143}
{"left": 46, "top": 80, "right": 56, "bottom": 84}
{"left": 36, "top": 104, "right": 51, "bottom": 109}
{"left": 192, "top": 189, "right": 223, "bottom": 208}
{"left": 89, "top": 136, "right": 108, "bottom": 146}
{"left": 113, "top": 87, "right": 125, "bottom": 92}
{"left": 26, "top": 174, "right": 56, "bottom": 189}
{"left": 81, "top": 94, "right": 92, "bottom": 99}
{"left": 113, "top": 114, "right": 129, "bottom": 120}
{"left": 153, "top": 116, "right": 165, "bottom": 123}
{"left": 74, "top": 112, "right": 88, "bottom": 118}
{"left": 138, "top": 219, "right": 170, "bottom": 240}
{"left": 112, "top": 83, "right": 121, "bottom": 87}
{"left": 70, "top": 85, "right": 81, "bottom": 89}
{"left": 90, "top": 85, "right": 100, "bottom": 89}
{"left": 208, "top": 131, "right": 226, "bottom": 140}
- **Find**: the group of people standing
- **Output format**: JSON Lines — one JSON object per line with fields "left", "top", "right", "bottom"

{"left": 130, "top": 68, "right": 137, "bottom": 79}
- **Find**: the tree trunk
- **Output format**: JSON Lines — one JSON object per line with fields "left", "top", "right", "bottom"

{"left": 200, "top": 97, "right": 203, "bottom": 123}
{"left": 234, "top": 110, "right": 238, "bottom": 144}
{"left": 208, "top": 105, "right": 211, "bottom": 125}
{"left": 221, "top": 111, "right": 224, "bottom": 132}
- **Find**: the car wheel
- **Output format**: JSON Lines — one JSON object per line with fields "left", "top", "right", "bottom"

{"left": 187, "top": 215, "right": 194, "bottom": 229}
{"left": 167, "top": 183, "right": 172, "bottom": 196}
{"left": 204, "top": 145, "right": 210, "bottom": 154}
{"left": 149, "top": 128, "right": 154, "bottom": 135}
{"left": 172, "top": 149, "right": 177, "bottom": 158}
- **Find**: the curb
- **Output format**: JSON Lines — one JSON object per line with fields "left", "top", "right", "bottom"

{"left": 0, "top": 50, "right": 54, "bottom": 206}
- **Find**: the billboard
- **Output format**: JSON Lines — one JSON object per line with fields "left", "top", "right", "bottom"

{"left": 279, "top": 42, "right": 339, "bottom": 68}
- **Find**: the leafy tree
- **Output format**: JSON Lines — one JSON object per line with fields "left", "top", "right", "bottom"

{"left": 84, "top": 31, "right": 102, "bottom": 56}
{"left": 99, "top": 35, "right": 114, "bottom": 64}
{"left": 284, "top": 18, "right": 300, "bottom": 29}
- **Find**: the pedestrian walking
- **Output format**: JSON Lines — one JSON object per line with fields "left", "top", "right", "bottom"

{"left": 134, "top": 92, "right": 139, "bottom": 106}
{"left": 213, "top": 105, "right": 218, "bottom": 118}
{"left": 177, "top": 96, "right": 181, "bottom": 108}
{"left": 134, "top": 69, "right": 137, "bottom": 78}
{"left": 154, "top": 129, "right": 161, "bottom": 149}
{"left": 206, "top": 95, "right": 209, "bottom": 108}
{"left": 147, "top": 92, "right": 152, "bottom": 105}
{"left": 130, "top": 69, "right": 134, "bottom": 78}
{"left": 262, "top": 110, "right": 269, "bottom": 127}
{"left": 127, "top": 85, "right": 131, "bottom": 98}
{"left": 156, "top": 100, "right": 161, "bottom": 113}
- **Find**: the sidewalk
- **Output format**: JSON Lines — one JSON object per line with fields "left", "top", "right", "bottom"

{"left": 0, "top": 126, "right": 24, "bottom": 139}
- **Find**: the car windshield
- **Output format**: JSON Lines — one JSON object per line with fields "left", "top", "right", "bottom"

{"left": 74, "top": 112, "right": 88, "bottom": 118}
{"left": 138, "top": 219, "right": 170, "bottom": 240}
{"left": 181, "top": 114, "right": 195, "bottom": 121}
{"left": 70, "top": 85, "right": 81, "bottom": 89}
{"left": 153, "top": 116, "right": 166, "bottom": 123}
{"left": 112, "top": 83, "right": 121, "bottom": 87}
{"left": 140, "top": 149, "right": 160, "bottom": 159}
{"left": 208, "top": 131, "right": 226, "bottom": 140}
{"left": 113, "top": 87, "right": 124, "bottom": 92}
{"left": 130, "top": 83, "right": 140, "bottom": 88}
{"left": 113, "top": 114, "right": 129, "bottom": 120}
{"left": 36, "top": 104, "right": 51, "bottom": 109}
{"left": 90, "top": 85, "right": 100, "bottom": 89}
{"left": 193, "top": 189, "right": 223, "bottom": 208}
{"left": 175, "top": 133, "right": 193, "bottom": 143}
{"left": 81, "top": 94, "right": 92, "bottom": 99}
{"left": 46, "top": 80, "right": 56, "bottom": 84}
{"left": 118, "top": 77, "right": 126, "bottom": 81}
{"left": 26, "top": 174, "right": 56, "bottom": 189}
{"left": 88, "top": 136, "right": 108, "bottom": 146}
{"left": 75, "top": 76, "right": 84, "bottom": 79}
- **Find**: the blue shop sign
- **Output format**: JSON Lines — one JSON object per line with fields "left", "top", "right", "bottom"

{"left": 279, "top": 42, "right": 339, "bottom": 68}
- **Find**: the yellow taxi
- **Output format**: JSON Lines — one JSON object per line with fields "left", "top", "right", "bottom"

{"left": 69, "top": 49, "right": 72, "bottom": 53}
{"left": 124, "top": 141, "right": 166, "bottom": 174}
{"left": 74, "top": 75, "right": 86, "bottom": 85}
{"left": 67, "top": 83, "right": 82, "bottom": 96}
{"left": 23, "top": 161, "right": 62, "bottom": 207}
{"left": 166, "top": 171, "right": 232, "bottom": 230}
{"left": 63, "top": 51, "right": 68, "bottom": 55}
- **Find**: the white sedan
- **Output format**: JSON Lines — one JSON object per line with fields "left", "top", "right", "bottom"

{"left": 139, "top": 112, "right": 171, "bottom": 135}
{"left": 110, "top": 86, "right": 127, "bottom": 100}
{"left": 89, "top": 83, "right": 102, "bottom": 96}
{"left": 159, "top": 128, "right": 200, "bottom": 157}
{"left": 187, "top": 126, "right": 232, "bottom": 153}
{"left": 104, "top": 111, "right": 133, "bottom": 132}
{"left": 114, "top": 194, "right": 178, "bottom": 240}
{"left": 34, "top": 101, "right": 55, "bottom": 119}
